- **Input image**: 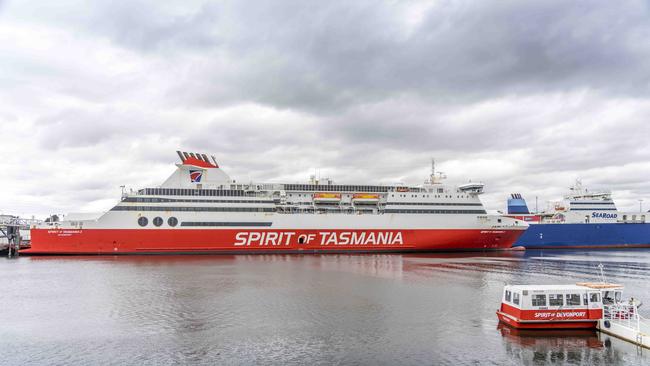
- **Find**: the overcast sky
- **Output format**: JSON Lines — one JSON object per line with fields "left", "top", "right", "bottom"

{"left": 1, "top": 0, "right": 649, "bottom": 217}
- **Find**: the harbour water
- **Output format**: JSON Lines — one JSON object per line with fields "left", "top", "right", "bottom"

{"left": 1, "top": 250, "right": 649, "bottom": 365}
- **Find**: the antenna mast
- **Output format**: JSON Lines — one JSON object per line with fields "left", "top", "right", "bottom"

{"left": 598, "top": 263, "right": 606, "bottom": 283}
{"left": 430, "top": 158, "right": 435, "bottom": 183}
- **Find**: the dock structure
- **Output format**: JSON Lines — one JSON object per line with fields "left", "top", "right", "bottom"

{"left": 599, "top": 304, "right": 650, "bottom": 349}
{"left": 0, "top": 215, "right": 31, "bottom": 258}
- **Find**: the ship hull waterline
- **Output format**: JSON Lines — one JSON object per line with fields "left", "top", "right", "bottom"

{"left": 22, "top": 228, "right": 526, "bottom": 255}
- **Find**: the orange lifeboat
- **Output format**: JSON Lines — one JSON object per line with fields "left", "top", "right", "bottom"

{"left": 352, "top": 193, "right": 380, "bottom": 203}
{"left": 313, "top": 193, "right": 341, "bottom": 202}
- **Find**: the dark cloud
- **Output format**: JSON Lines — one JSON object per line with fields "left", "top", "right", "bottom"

{"left": 67, "top": 0, "right": 650, "bottom": 112}
{"left": 1, "top": 0, "right": 649, "bottom": 216}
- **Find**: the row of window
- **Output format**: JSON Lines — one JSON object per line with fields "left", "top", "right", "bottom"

{"left": 531, "top": 293, "right": 600, "bottom": 307}
{"left": 283, "top": 184, "right": 391, "bottom": 193}
{"left": 115, "top": 206, "right": 275, "bottom": 212}
{"left": 180, "top": 222, "right": 272, "bottom": 227}
{"left": 124, "top": 197, "right": 274, "bottom": 204}
{"left": 386, "top": 202, "right": 483, "bottom": 207}
{"left": 504, "top": 291, "right": 601, "bottom": 307}
{"left": 137, "top": 217, "right": 270, "bottom": 227}
{"left": 117, "top": 205, "right": 487, "bottom": 215}
{"left": 141, "top": 188, "right": 248, "bottom": 197}
{"left": 505, "top": 290, "right": 521, "bottom": 305}
{"left": 138, "top": 216, "right": 178, "bottom": 227}
{"left": 393, "top": 194, "right": 460, "bottom": 199}
{"left": 384, "top": 209, "right": 487, "bottom": 214}
{"left": 570, "top": 208, "right": 617, "bottom": 211}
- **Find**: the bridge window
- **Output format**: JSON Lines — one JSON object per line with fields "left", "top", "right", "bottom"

{"left": 531, "top": 294, "right": 546, "bottom": 307}
{"left": 566, "top": 294, "right": 581, "bottom": 306}
{"left": 549, "top": 294, "right": 564, "bottom": 306}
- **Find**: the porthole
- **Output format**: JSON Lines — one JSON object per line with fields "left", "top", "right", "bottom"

{"left": 168, "top": 217, "right": 178, "bottom": 227}
{"left": 153, "top": 217, "right": 163, "bottom": 227}
{"left": 138, "top": 216, "right": 148, "bottom": 227}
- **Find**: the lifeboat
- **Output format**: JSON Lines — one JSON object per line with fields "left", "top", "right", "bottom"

{"left": 313, "top": 193, "right": 341, "bottom": 202}
{"left": 458, "top": 182, "right": 484, "bottom": 194}
{"left": 352, "top": 193, "right": 380, "bottom": 203}
{"left": 496, "top": 283, "right": 625, "bottom": 329}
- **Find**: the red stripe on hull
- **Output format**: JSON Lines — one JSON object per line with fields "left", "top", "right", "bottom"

{"left": 23, "top": 228, "right": 525, "bottom": 255}
{"left": 497, "top": 312, "right": 597, "bottom": 329}
{"left": 499, "top": 302, "right": 602, "bottom": 322}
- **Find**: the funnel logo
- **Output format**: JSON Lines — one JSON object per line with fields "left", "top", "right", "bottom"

{"left": 189, "top": 169, "right": 203, "bottom": 183}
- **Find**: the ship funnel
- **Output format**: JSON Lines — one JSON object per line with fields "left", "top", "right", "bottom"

{"left": 176, "top": 150, "right": 219, "bottom": 168}
{"left": 507, "top": 193, "right": 530, "bottom": 214}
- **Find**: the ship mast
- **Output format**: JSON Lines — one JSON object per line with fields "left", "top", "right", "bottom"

{"left": 427, "top": 158, "right": 446, "bottom": 185}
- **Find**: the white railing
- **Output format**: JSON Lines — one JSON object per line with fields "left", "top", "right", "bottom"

{"left": 603, "top": 304, "right": 640, "bottom": 329}
{"left": 603, "top": 304, "right": 650, "bottom": 347}
{"left": 603, "top": 304, "right": 650, "bottom": 334}
{"left": 0, "top": 216, "right": 42, "bottom": 228}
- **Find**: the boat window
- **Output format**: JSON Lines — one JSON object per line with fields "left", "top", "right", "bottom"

{"left": 505, "top": 290, "right": 511, "bottom": 302}
{"left": 513, "top": 292, "right": 520, "bottom": 305}
{"left": 137, "top": 216, "right": 148, "bottom": 227}
{"left": 566, "top": 294, "right": 581, "bottom": 306}
{"left": 549, "top": 294, "right": 563, "bottom": 306}
{"left": 590, "top": 293, "right": 600, "bottom": 303}
{"left": 531, "top": 294, "right": 546, "bottom": 307}
{"left": 168, "top": 217, "right": 178, "bottom": 227}
{"left": 153, "top": 217, "right": 163, "bottom": 227}
{"left": 583, "top": 293, "right": 588, "bottom": 305}
{"left": 615, "top": 292, "right": 622, "bottom": 302}
{"left": 603, "top": 291, "right": 614, "bottom": 304}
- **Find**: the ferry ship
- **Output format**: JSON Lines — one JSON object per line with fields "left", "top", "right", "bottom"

{"left": 23, "top": 152, "right": 527, "bottom": 254}
{"left": 506, "top": 182, "right": 650, "bottom": 249}
{"left": 497, "top": 282, "right": 623, "bottom": 329}
{"left": 497, "top": 281, "right": 650, "bottom": 348}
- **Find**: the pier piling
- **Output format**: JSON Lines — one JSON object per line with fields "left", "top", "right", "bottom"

{"left": 1, "top": 216, "right": 23, "bottom": 258}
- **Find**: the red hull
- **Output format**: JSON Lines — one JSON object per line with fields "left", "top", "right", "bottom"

{"left": 497, "top": 311, "right": 597, "bottom": 329}
{"left": 23, "top": 228, "right": 525, "bottom": 254}
{"left": 497, "top": 302, "right": 601, "bottom": 330}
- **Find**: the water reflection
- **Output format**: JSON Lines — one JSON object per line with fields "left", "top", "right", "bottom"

{"left": 496, "top": 323, "right": 636, "bottom": 365}
{"left": 2, "top": 250, "right": 649, "bottom": 365}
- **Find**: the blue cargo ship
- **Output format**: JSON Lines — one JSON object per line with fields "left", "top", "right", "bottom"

{"left": 507, "top": 182, "right": 650, "bottom": 249}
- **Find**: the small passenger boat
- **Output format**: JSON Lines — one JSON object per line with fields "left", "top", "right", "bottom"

{"left": 496, "top": 282, "right": 630, "bottom": 329}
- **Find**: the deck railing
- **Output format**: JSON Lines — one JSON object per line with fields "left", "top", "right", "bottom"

{"left": 603, "top": 304, "right": 650, "bottom": 335}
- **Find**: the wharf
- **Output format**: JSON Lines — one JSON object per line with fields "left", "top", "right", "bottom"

{"left": 0, "top": 215, "right": 33, "bottom": 257}
{"left": 598, "top": 304, "right": 650, "bottom": 349}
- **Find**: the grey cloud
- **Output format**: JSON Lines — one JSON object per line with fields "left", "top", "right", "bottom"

{"left": 1, "top": 0, "right": 650, "bottom": 217}
{"left": 9, "top": 1, "right": 650, "bottom": 112}
{"left": 74, "top": 0, "right": 650, "bottom": 112}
